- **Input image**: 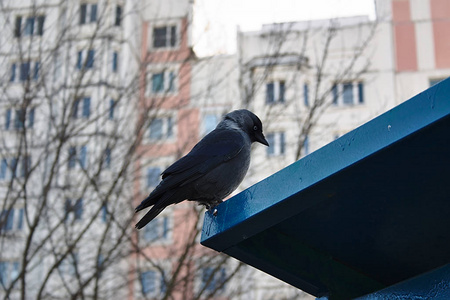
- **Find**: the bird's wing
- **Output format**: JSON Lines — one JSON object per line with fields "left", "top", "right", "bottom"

{"left": 162, "top": 129, "right": 245, "bottom": 184}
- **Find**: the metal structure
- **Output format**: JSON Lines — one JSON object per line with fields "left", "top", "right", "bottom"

{"left": 201, "top": 78, "right": 450, "bottom": 299}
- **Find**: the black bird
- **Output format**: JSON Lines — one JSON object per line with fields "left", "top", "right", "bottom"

{"left": 135, "top": 109, "right": 269, "bottom": 229}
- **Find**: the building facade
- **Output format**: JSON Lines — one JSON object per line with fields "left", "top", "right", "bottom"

{"left": 0, "top": 0, "right": 449, "bottom": 299}
{"left": 0, "top": 0, "right": 141, "bottom": 299}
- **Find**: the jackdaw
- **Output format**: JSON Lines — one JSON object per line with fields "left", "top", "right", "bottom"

{"left": 135, "top": 109, "right": 269, "bottom": 229}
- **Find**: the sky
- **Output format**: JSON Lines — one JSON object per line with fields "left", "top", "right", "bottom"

{"left": 193, "top": 0, "right": 376, "bottom": 56}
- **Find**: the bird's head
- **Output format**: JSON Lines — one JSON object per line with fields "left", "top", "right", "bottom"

{"left": 224, "top": 109, "right": 269, "bottom": 146}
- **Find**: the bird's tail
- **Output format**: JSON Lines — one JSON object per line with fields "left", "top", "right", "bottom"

{"left": 135, "top": 206, "right": 166, "bottom": 229}
{"left": 135, "top": 192, "right": 160, "bottom": 213}
{"left": 135, "top": 189, "right": 179, "bottom": 229}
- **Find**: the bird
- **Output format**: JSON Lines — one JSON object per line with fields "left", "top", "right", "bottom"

{"left": 135, "top": 109, "right": 269, "bottom": 229}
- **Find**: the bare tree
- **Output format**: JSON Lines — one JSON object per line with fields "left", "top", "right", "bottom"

{"left": 0, "top": 1, "right": 380, "bottom": 300}
{"left": 237, "top": 17, "right": 379, "bottom": 187}
{"left": 0, "top": 1, "right": 254, "bottom": 300}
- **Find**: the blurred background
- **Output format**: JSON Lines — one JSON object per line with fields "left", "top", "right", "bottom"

{"left": 0, "top": 0, "right": 448, "bottom": 299}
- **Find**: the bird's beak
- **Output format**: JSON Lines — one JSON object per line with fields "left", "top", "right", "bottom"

{"left": 256, "top": 132, "right": 269, "bottom": 146}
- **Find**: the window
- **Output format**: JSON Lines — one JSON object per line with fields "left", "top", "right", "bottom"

{"left": 332, "top": 84, "right": 338, "bottom": 105}
{"left": 10, "top": 64, "right": 16, "bottom": 82}
{"left": 140, "top": 270, "right": 166, "bottom": 296}
{"left": 14, "top": 15, "right": 45, "bottom": 37}
{"left": 68, "top": 147, "right": 77, "bottom": 169}
{"left": 20, "top": 62, "right": 30, "bottom": 81}
{"left": 266, "top": 81, "right": 285, "bottom": 104}
{"left": 80, "top": 3, "right": 97, "bottom": 24}
{"left": 303, "top": 83, "right": 309, "bottom": 107}
{"left": 87, "top": 49, "right": 95, "bottom": 68}
{"left": 115, "top": 5, "right": 122, "bottom": 26}
{"left": 4, "top": 110, "right": 10, "bottom": 129}
{"left": 104, "top": 148, "right": 111, "bottom": 169}
{"left": 101, "top": 204, "right": 108, "bottom": 223}
{"left": 332, "top": 82, "right": 364, "bottom": 106}
{"left": 34, "top": 62, "right": 40, "bottom": 80}
{"left": 0, "top": 159, "right": 6, "bottom": 179}
{"left": 303, "top": 135, "right": 310, "bottom": 155}
{"left": 71, "top": 97, "right": 91, "bottom": 119}
{"left": 82, "top": 97, "right": 90, "bottom": 118}
{"left": 141, "top": 270, "right": 156, "bottom": 295}
{"left": 12, "top": 61, "right": 40, "bottom": 82}
{"left": 79, "top": 146, "right": 87, "bottom": 169}
{"left": 65, "top": 199, "right": 83, "bottom": 222}
{"left": 97, "top": 253, "right": 104, "bottom": 277}
{"left": 153, "top": 25, "right": 177, "bottom": 48}
{"left": 68, "top": 146, "right": 87, "bottom": 169}
{"left": 266, "top": 132, "right": 285, "bottom": 157}
{"left": 5, "top": 108, "right": 35, "bottom": 130}
{"left": 149, "top": 119, "right": 163, "bottom": 140}
{"left": 152, "top": 73, "right": 164, "bottom": 93}
{"left": 358, "top": 82, "right": 364, "bottom": 104}
{"left": 201, "top": 114, "right": 219, "bottom": 136}
{"left": 1, "top": 208, "right": 24, "bottom": 232}
{"left": 112, "top": 52, "right": 118, "bottom": 72}
{"left": 24, "top": 17, "right": 34, "bottom": 35}
{"left": 201, "top": 267, "right": 226, "bottom": 292}
{"left": 0, "top": 261, "right": 20, "bottom": 288}
{"left": 14, "top": 16, "right": 22, "bottom": 37}
{"left": 74, "top": 199, "right": 83, "bottom": 220}
{"left": 142, "top": 215, "right": 170, "bottom": 242}
{"left": 76, "top": 49, "right": 95, "bottom": 70}
{"left": 12, "top": 110, "right": 20, "bottom": 129}
{"left": 146, "top": 167, "right": 161, "bottom": 188}
{"left": 109, "top": 99, "right": 115, "bottom": 120}
{"left": 148, "top": 117, "right": 174, "bottom": 141}
{"left": 0, "top": 157, "right": 31, "bottom": 180}
{"left": 342, "top": 83, "right": 353, "bottom": 105}
{"left": 148, "top": 70, "right": 176, "bottom": 94}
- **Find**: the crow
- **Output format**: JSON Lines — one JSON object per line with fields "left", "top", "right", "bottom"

{"left": 135, "top": 109, "right": 268, "bottom": 229}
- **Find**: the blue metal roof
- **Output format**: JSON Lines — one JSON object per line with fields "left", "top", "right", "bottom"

{"left": 201, "top": 78, "right": 450, "bottom": 299}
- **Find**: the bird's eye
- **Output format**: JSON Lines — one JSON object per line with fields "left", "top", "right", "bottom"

{"left": 253, "top": 126, "right": 258, "bottom": 131}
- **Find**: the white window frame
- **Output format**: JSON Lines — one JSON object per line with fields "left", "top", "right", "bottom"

{"left": 67, "top": 145, "right": 88, "bottom": 170}
{"left": 147, "top": 115, "right": 176, "bottom": 142}
{"left": 138, "top": 264, "right": 170, "bottom": 297}
{"left": 76, "top": 48, "right": 95, "bottom": 70}
{"left": 15, "top": 15, "right": 45, "bottom": 37}
{"left": 0, "top": 260, "right": 21, "bottom": 288}
{"left": 146, "top": 68, "right": 178, "bottom": 96}
{"left": 200, "top": 112, "right": 221, "bottom": 136}
{"left": 10, "top": 60, "right": 40, "bottom": 83}
{"left": 79, "top": 3, "right": 98, "bottom": 25}
{"left": 145, "top": 165, "right": 161, "bottom": 189}
{"left": 140, "top": 210, "right": 172, "bottom": 245}
{"left": 266, "top": 132, "right": 286, "bottom": 157}
{"left": 0, "top": 207, "right": 24, "bottom": 232}
{"left": 266, "top": 80, "right": 286, "bottom": 104}
{"left": 149, "top": 22, "right": 180, "bottom": 50}
{"left": 332, "top": 81, "right": 364, "bottom": 106}
{"left": 5, "top": 106, "right": 35, "bottom": 130}
{"left": 0, "top": 156, "right": 31, "bottom": 180}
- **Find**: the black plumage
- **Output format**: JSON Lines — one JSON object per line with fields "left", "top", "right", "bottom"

{"left": 135, "top": 109, "right": 268, "bottom": 229}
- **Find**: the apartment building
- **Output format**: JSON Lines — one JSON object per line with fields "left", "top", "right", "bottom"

{"left": 0, "top": 0, "right": 141, "bottom": 298}
{"left": 192, "top": 0, "right": 450, "bottom": 298}
{"left": 1, "top": 0, "right": 449, "bottom": 299}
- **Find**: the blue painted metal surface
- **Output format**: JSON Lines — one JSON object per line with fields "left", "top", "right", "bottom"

{"left": 356, "top": 264, "right": 450, "bottom": 300}
{"left": 201, "top": 78, "right": 450, "bottom": 299}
